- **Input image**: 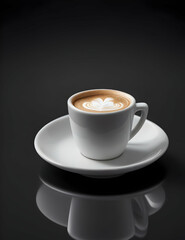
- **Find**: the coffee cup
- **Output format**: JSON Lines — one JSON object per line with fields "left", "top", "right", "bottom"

{"left": 68, "top": 89, "right": 148, "bottom": 160}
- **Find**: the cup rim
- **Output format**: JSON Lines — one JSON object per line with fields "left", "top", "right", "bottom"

{"left": 67, "top": 89, "right": 136, "bottom": 115}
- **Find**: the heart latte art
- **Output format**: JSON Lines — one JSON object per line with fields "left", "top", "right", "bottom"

{"left": 83, "top": 97, "right": 124, "bottom": 111}
{"left": 73, "top": 92, "right": 130, "bottom": 113}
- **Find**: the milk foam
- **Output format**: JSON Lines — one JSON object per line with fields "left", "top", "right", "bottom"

{"left": 82, "top": 97, "right": 124, "bottom": 111}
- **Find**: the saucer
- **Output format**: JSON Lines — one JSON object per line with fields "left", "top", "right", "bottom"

{"left": 34, "top": 115, "right": 169, "bottom": 178}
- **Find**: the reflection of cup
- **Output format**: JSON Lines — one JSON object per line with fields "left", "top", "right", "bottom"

{"left": 132, "top": 196, "right": 148, "bottom": 233}
{"left": 36, "top": 181, "right": 165, "bottom": 240}
{"left": 68, "top": 89, "right": 148, "bottom": 160}
{"left": 68, "top": 197, "right": 147, "bottom": 240}
{"left": 36, "top": 162, "right": 166, "bottom": 239}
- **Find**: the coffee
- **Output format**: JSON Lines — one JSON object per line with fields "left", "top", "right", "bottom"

{"left": 73, "top": 90, "right": 130, "bottom": 113}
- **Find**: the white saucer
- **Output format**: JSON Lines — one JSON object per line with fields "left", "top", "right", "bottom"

{"left": 34, "top": 115, "right": 169, "bottom": 178}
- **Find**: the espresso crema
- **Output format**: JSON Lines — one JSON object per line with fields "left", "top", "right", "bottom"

{"left": 73, "top": 90, "right": 130, "bottom": 113}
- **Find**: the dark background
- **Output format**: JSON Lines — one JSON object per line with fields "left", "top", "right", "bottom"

{"left": 2, "top": 1, "right": 185, "bottom": 239}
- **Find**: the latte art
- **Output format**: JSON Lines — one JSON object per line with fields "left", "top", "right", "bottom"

{"left": 83, "top": 97, "right": 124, "bottom": 111}
{"left": 73, "top": 91, "right": 130, "bottom": 113}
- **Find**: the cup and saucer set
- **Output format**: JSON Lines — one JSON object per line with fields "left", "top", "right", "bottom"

{"left": 34, "top": 89, "right": 169, "bottom": 179}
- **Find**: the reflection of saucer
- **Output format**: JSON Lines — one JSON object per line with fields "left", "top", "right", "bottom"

{"left": 36, "top": 164, "right": 166, "bottom": 240}
{"left": 34, "top": 115, "right": 169, "bottom": 178}
{"left": 39, "top": 161, "right": 166, "bottom": 200}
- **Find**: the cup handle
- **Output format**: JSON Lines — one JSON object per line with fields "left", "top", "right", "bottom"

{"left": 130, "top": 103, "right": 148, "bottom": 140}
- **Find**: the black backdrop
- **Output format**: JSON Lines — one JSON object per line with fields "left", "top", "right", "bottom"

{"left": 2, "top": 1, "right": 185, "bottom": 240}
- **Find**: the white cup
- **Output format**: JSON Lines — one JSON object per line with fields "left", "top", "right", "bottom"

{"left": 68, "top": 89, "right": 148, "bottom": 160}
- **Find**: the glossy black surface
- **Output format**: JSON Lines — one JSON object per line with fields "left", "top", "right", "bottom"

{"left": 2, "top": 1, "right": 185, "bottom": 239}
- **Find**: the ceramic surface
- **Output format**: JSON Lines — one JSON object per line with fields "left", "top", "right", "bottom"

{"left": 68, "top": 89, "right": 148, "bottom": 160}
{"left": 34, "top": 115, "right": 169, "bottom": 178}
